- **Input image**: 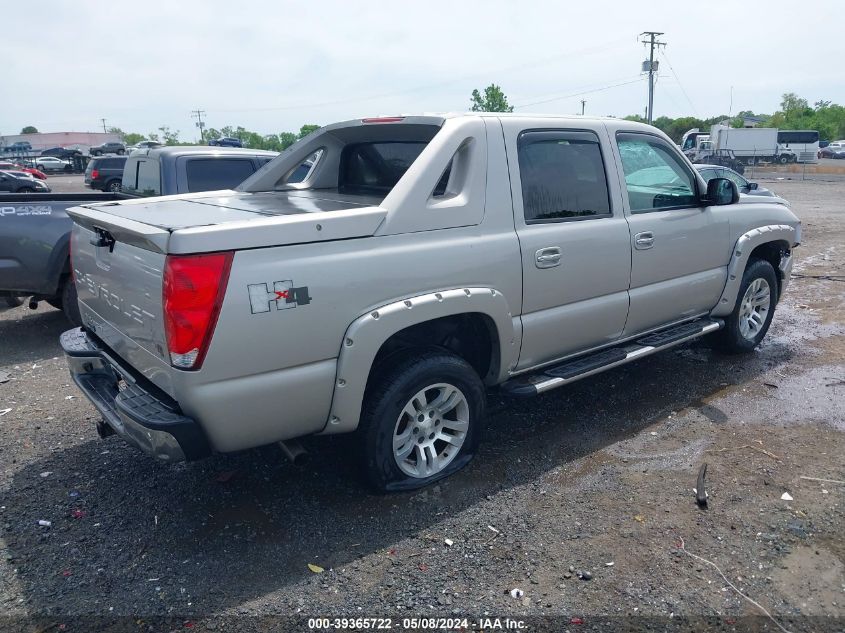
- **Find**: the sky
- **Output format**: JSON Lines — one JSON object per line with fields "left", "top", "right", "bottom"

{"left": 4, "top": 0, "right": 844, "bottom": 140}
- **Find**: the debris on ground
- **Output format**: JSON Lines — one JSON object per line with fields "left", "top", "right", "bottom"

{"left": 509, "top": 588, "right": 524, "bottom": 599}
{"left": 800, "top": 476, "right": 845, "bottom": 485}
{"left": 0, "top": 371, "right": 10, "bottom": 384}
{"left": 444, "top": 538, "right": 454, "bottom": 547}
{"left": 307, "top": 564, "right": 324, "bottom": 574}
{"left": 37, "top": 520, "right": 51, "bottom": 527}
{"left": 696, "top": 463, "right": 709, "bottom": 508}
{"left": 781, "top": 492, "right": 794, "bottom": 501}
{"left": 0, "top": 408, "right": 11, "bottom": 416}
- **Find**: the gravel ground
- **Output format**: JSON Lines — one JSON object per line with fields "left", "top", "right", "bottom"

{"left": 1, "top": 179, "right": 843, "bottom": 632}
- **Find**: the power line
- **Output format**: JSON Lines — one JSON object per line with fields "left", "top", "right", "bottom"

{"left": 659, "top": 49, "right": 698, "bottom": 115}
{"left": 640, "top": 31, "right": 666, "bottom": 124}
{"left": 212, "top": 38, "right": 633, "bottom": 114}
{"left": 191, "top": 109, "right": 207, "bottom": 142}
{"left": 514, "top": 77, "right": 645, "bottom": 109}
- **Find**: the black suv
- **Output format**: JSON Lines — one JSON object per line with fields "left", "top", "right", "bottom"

{"left": 89, "top": 141, "right": 126, "bottom": 156}
{"left": 41, "top": 147, "right": 83, "bottom": 160}
{"left": 84, "top": 155, "right": 127, "bottom": 192}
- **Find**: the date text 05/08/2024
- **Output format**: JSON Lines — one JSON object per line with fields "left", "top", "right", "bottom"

{"left": 307, "top": 617, "right": 528, "bottom": 630}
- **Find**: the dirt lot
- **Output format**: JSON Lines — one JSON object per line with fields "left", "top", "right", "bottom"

{"left": 1, "top": 179, "right": 843, "bottom": 632}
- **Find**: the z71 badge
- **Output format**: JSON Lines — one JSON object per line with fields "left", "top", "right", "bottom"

{"left": 248, "top": 280, "right": 311, "bottom": 314}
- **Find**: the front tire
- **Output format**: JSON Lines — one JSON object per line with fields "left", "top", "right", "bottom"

{"left": 360, "top": 351, "right": 486, "bottom": 492}
{"left": 714, "top": 259, "right": 778, "bottom": 353}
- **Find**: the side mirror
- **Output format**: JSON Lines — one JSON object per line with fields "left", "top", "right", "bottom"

{"left": 705, "top": 177, "right": 738, "bottom": 206}
{"left": 747, "top": 181, "right": 759, "bottom": 191}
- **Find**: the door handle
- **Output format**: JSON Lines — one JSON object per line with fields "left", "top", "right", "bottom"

{"left": 535, "top": 247, "right": 562, "bottom": 268}
{"left": 634, "top": 231, "right": 654, "bottom": 250}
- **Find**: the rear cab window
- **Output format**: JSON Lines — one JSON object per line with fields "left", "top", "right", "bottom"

{"left": 339, "top": 142, "right": 429, "bottom": 193}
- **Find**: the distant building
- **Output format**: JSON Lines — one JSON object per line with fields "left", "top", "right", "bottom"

{"left": 0, "top": 131, "right": 122, "bottom": 152}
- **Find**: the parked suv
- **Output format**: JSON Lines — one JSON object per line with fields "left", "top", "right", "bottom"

{"left": 41, "top": 147, "right": 83, "bottom": 160}
{"left": 208, "top": 137, "right": 243, "bottom": 147}
{"left": 120, "top": 146, "right": 277, "bottom": 196}
{"left": 89, "top": 141, "right": 126, "bottom": 156}
{"left": 3, "top": 141, "right": 32, "bottom": 153}
{"left": 84, "top": 156, "right": 128, "bottom": 192}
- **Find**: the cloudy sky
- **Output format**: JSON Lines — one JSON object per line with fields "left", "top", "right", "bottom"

{"left": 5, "top": 0, "right": 843, "bottom": 139}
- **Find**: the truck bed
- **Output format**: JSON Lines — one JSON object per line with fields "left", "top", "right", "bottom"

{"left": 67, "top": 189, "right": 388, "bottom": 255}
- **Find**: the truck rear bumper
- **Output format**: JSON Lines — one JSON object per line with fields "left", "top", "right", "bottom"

{"left": 60, "top": 328, "right": 210, "bottom": 462}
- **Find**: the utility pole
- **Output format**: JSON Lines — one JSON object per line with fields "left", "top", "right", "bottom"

{"left": 580, "top": 99, "right": 586, "bottom": 115}
{"left": 191, "top": 109, "right": 207, "bottom": 143}
{"left": 100, "top": 118, "right": 107, "bottom": 133}
{"left": 640, "top": 31, "right": 666, "bottom": 124}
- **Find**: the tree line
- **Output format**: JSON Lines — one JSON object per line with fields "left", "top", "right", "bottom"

{"left": 18, "top": 89, "right": 845, "bottom": 148}
{"left": 99, "top": 123, "right": 322, "bottom": 151}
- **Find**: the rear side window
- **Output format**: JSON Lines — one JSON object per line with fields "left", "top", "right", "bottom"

{"left": 340, "top": 142, "right": 427, "bottom": 192}
{"left": 122, "top": 159, "right": 160, "bottom": 196}
{"left": 185, "top": 158, "right": 256, "bottom": 192}
{"left": 101, "top": 158, "right": 125, "bottom": 169}
{"left": 517, "top": 130, "right": 611, "bottom": 222}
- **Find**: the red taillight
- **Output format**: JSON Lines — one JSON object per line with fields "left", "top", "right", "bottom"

{"left": 162, "top": 252, "right": 233, "bottom": 370}
{"left": 361, "top": 117, "right": 405, "bottom": 123}
{"left": 91, "top": 169, "right": 100, "bottom": 180}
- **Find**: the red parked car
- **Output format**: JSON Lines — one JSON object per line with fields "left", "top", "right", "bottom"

{"left": 0, "top": 161, "right": 47, "bottom": 180}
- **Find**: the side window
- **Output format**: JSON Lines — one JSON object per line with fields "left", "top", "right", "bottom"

{"left": 185, "top": 158, "right": 256, "bottom": 192}
{"left": 135, "top": 159, "right": 160, "bottom": 196}
{"left": 284, "top": 149, "right": 323, "bottom": 184}
{"left": 698, "top": 168, "right": 717, "bottom": 182}
{"left": 722, "top": 169, "right": 747, "bottom": 188}
{"left": 517, "top": 130, "right": 611, "bottom": 222}
{"left": 617, "top": 133, "right": 698, "bottom": 213}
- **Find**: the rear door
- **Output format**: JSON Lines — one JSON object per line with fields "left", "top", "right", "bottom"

{"left": 501, "top": 119, "right": 632, "bottom": 370}
{"left": 612, "top": 130, "right": 730, "bottom": 335}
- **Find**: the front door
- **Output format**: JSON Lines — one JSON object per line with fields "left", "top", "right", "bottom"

{"left": 613, "top": 131, "right": 730, "bottom": 335}
{"left": 502, "top": 121, "right": 632, "bottom": 370}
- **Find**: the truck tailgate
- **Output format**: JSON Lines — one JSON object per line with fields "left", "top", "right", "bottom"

{"left": 66, "top": 189, "right": 387, "bottom": 395}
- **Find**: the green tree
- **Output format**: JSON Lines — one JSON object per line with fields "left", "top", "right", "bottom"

{"left": 157, "top": 126, "right": 181, "bottom": 145}
{"left": 279, "top": 132, "right": 298, "bottom": 149}
{"left": 298, "top": 124, "right": 320, "bottom": 139}
{"left": 21, "top": 126, "right": 38, "bottom": 134}
{"left": 470, "top": 84, "right": 514, "bottom": 112}
{"left": 123, "top": 132, "right": 146, "bottom": 145}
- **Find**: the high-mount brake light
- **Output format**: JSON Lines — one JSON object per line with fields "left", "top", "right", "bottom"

{"left": 361, "top": 117, "right": 405, "bottom": 123}
{"left": 162, "top": 252, "right": 233, "bottom": 370}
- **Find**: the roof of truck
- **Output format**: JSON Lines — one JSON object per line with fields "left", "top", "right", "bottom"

{"left": 128, "top": 146, "right": 279, "bottom": 159}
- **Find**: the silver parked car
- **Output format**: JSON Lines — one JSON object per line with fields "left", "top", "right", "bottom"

{"left": 34, "top": 156, "right": 72, "bottom": 172}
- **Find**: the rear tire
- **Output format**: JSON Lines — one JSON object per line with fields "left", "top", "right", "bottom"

{"left": 360, "top": 350, "right": 486, "bottom": 492}
{"left": 60, "top": 279, "right": 82, "bottom": 327}
{"left": 713, "top": 259, "right": 778, "bottom": 354}
{"left": 107, "top": 180, "right": 122, "bottom": 192}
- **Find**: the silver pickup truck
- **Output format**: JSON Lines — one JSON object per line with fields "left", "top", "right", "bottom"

{"left": 60, "top": 114, "right": 800, "bottom": 491}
